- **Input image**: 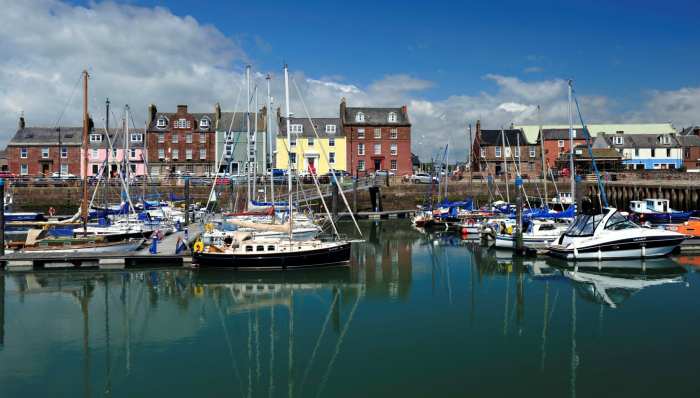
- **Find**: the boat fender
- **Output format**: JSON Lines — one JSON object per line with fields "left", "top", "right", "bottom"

{"left": 506, "top": 225, "right": 514, "bottom": 235}
{"left": 193, "top": 241, "right": 204, "bottom": 253}
{"left": 48, "top": 207, "right": 56, "bottom": 217}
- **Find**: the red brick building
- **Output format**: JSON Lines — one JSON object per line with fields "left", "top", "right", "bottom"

{"left": 472, "top": 124, "right": 540, "bottom": 177}
{"left": 340, "top": 99, "right": 412, "bottom": 176}
{"left": 541, "top": 128, "right": 587, "bottom": 171}
{"left": 145, "top": 104, "right": 218, "bottom": 176}
{"left": 6, "top": 117, "right": 83, "bottom": 176}
{"left": 678, "top": 135, "right": 700, "bottom": 171}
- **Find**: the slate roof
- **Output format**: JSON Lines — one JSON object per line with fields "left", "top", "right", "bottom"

{"left": 479, "top": 129, "right": 531, "bottom": 146}
{"left": 676, "top": 135, "right": 700, "bottom": 146}
{"left": 602, "top": 133, "right": 681, "bottom": 148}
{"left": 541, "top": 128, "right": 589, "bottom": 140}
{"left": 8, "top": 127, "right": 84, "bottom": 145}
{"left": 217, "top": 112, "right": 267, "bottom": 132}
{"left": 679, "top": 126, "right": 700, "bottom": 136}
{"left": 343, "top": 107, "right": 410, "bottom": 126}
{"left": 88, "top": 128, "right": 145, "bottom": 149}
{"left": 573, "top": 147, "right": 622, "bottom": 160}
{"left": 278, "top": 117, "right": 343, "bottom": 138}
{"left": 148, "top": 112, "right": 216, "bottom": 132}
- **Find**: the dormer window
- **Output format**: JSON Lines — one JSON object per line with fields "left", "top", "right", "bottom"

{"left": 199, "top": 118, "right": 210, "bottom": 129}
{"left": 89, "top": 133, "right": 102, "bottom": 142}
{"left": 325, "top": 124, "right": 336, "bottom": 134}
{"left": 290, "top": 124, "right": 303, "bottom": 134}
{"left": 657, "top": 135, "right": 671, "bottom": 145}
{"left": 388, "top": 112, "right": 397, "bottom": 123}
{"left": 156, "top": 117, "right": 167, "bottom": 128}
{"left": 613, "top": 136, "right": 624, "bottom": 145}
{"left": 355, "top": 112, "right": 365, "bottom": 123}
{"left": 130, "top": 133, "right": 143, "bottom": 143}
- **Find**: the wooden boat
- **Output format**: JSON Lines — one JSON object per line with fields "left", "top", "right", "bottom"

{"left": 9, "top": 229, "right": 144, "bottom": 254}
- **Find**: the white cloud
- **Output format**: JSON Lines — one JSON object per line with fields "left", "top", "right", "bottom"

{"left": 0, "top": 0, "right": 697, "bottom": 163}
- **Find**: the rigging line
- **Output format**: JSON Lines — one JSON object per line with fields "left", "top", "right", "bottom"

{"left": 291, "top": 77, "right": 363, "bottom": 238}
{"left": 503, "top": 133, "right": 532, "bottom": 208}
{"left": 53, "top": 72, "right": 83, "bottom": 128}
{"left": 298, "top": 290, "right": 341, "bottom": 395}
{"left": 315, "top": 293, "right": 362, "bottom": 398}
{"left": 573, "top": 92, "right": 608, "bottom": 208}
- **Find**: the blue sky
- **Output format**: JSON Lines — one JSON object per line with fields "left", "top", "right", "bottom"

{"left": 73, "top": 0, "right": 700, "bottom": 107}
{"left": 3, "top": 0, "right": 699, "bottom": 158}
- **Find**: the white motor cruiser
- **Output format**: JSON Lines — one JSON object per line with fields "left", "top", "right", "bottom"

{"left": 548, "top": 207, "right": 685, "bottom": 260}
{"left": 495, "top": 219, "right": 570, "bottom": 250}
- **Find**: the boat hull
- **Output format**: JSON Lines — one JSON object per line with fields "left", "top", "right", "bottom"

{"left": 495, "top": 234, "right": 560, "bottom": 250}
{"left": 193, "top": 242, "right": 352, "bottom": 270}
{"left": 548, "top": 236, "right": 684, "bottom": 260}
{"left": 20, "top": 239, "right": 145, "bottom": 254}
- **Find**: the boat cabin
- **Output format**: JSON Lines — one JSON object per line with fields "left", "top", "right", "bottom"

{"left": 630, "top": 199, "right": 670, "bottom": 214}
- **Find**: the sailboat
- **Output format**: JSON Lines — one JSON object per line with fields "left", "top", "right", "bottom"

{"left": 193, "top": 64, "right": 353, "bottom": 269}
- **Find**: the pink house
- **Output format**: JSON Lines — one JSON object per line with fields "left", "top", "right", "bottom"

{"left": 86, "top": 129, "right": 147, "bottom": 177}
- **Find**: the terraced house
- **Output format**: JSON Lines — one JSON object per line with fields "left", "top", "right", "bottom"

{"left": 593, "top": 132, "right": 684, "bottom": 170}
{"left": 275, "top": 116, "right": 345, "bottom": 175}
{"left": 472, "top": 122, "right": 540, "bottom": 176}
{"left": 214, "top": 109, "right": 268, "bottom": 176}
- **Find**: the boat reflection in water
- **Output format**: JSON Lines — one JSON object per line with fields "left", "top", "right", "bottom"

{"left": 559, "top": 258, "right": 687, "bottom": 308}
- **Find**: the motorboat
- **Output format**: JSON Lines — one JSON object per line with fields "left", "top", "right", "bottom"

{"left": 548, "top": 207, "right": 685, "bottom": 260}
{"left": 629, "top": 198, "right": 696, "bottom": 224}
{"left": 495, "top": 219, "right": 570, "bottom": 250}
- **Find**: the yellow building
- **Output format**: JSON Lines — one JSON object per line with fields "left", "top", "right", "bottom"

{"left": 275, "top": 117, "right": 346, "bottom": 174}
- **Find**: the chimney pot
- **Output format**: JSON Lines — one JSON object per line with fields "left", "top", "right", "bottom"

{"left": 177, "top": 104, "right": 188, "bottom": 113}
{"left": 18, "top": 116, "right": 25, "bottom": 130}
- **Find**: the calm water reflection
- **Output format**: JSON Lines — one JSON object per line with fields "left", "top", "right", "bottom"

{"left": 1, "top": 220, "right": 699, "bottom": 397}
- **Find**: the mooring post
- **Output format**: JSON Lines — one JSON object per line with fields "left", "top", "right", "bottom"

{"left": 331, "top": 180, "right": 339, "bottom": 218}
{"left": 515, "top": 175, "right": 523, "bottom": 254}
{"left": 0, "top": 178, "right": 5, "bottom": 257}
{"left": 184, "top": 176, "right": 190, "bottom": 226}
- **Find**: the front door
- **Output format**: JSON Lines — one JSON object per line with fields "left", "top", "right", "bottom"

{"left": 374, "top": 159, "right": 382, "bottom": 171}
{"left": 42, "top": 164, "right": 49, "bottom": 176}
{"left": 308, "top": 157, "right": 316, "bottom": 174}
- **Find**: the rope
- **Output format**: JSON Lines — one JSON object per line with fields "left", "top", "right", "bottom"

{"left": 573, "top": 92, "right": 608, "bottom": 208}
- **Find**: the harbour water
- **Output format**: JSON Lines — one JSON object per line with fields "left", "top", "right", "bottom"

{"left": 1, "top": 220, "right": 699, "bottom": 397}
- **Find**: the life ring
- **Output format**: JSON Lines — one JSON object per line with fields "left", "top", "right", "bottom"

{"left": 193, "top": 241, "right": 204, "bottom": 253}
{"left": 48, "top": 207, "right": 56, "bottom": 217}
{"left": 204, "top": 223, "right": 214, "bottom": 233}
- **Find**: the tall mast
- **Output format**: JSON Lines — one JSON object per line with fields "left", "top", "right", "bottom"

{"left": 253, "top": 85, "right": 259, "bottom": 201}
{"left": 81, "top": 70, "right": 89, "bottom": 231}
{"left": 468, "top": 123, "right": 473, "bottom": 184}
{"left": 284, "top": 65, "right": 293, "bottom": 240}
{"left": 104, "top": 98, "right": 110, "bottom": 213}
{"left": 568, "top": 80, "right": 575, "bottom": 207}
{"left": 539, "top": 105, "right": 547, "bottom": 206}
{"left": 501, "top": 128, "right": 510, "bottom": 204}
{"left": 267, "top": 74, "right": 274, "bottom": 206}
{"left": 246, "top": 65, "right": 252, "bottom": 209}
{"left": 125, "top": 105, "right": 131, "bottom": 222}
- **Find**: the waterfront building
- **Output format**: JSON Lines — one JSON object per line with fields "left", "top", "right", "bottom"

{"left": 540, "top": 128, "right": 588, "bottom": 171}
{"left": 555, "top": 145, "right": 622, "bottom": 173}
{"left": 145, "top": 104, "right": 217, "bottom": 176}
{"left": 677, "top": 135, "right": 700, "bottom": 171}
{"left": 87, "top": 128, "right": 146, "bottom": 177}
{"left": 472, "top": 122, "right": 540, "bottom": 176}
{"left": 214, "top": 110, "right": 268, "bottom": 175}
{"left": 0, "top": 150, "right": 8, "bottom": 172}
{"left": 340, "top": 99, "right": 412, "bottom": 176}
{"left": 593, "top": 132, "right": 683, "bottom": 170}
{"left": 516, "top": 123, "right": 677, "bottom": 144}
{"left": 7, "top": 116, "right": 83, "bottom": 177}
{"left": 275, "top": 116, "right": 345, "bottom": 175}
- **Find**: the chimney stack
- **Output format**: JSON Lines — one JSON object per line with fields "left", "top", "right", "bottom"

{"left": 18, "top": 115, "right": 25, "bottom": 130}
{"left": 177, "top": 104, "right": 188, "bottom": 114}
{"left": 214, "top": 102, "right": 221, "bottom": 126}
{"left": 148, "top": 104, "right": 157, "bottom": 124}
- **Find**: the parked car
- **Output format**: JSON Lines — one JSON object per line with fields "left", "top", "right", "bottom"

{"left": 373, "top": 170, "right": 395, "bottom": 178}
{"left": 408, "top": 172, "right": 437, "bottom": 184}
{"left": 0, "top": 171, "right": 16, "bottom": 179}
{"left": 50, "top": 172, "right": 78, "bottom": 179}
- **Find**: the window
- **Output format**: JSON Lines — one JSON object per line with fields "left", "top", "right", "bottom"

{"left": 174, "top": 118, "right": 190, "bottom": 129}
{"left": 480, "top": 148, "right": 486, "bottom": 158}
{"left": 658, "top": 135, "right": 670, "bottom": 144}
{"left": 199, "top": 118, "right": 210, "bottom": 129}
{"left": 92, "top": 164, "right": 99, "bottom": 175}
{"left": 505, "top": 147, "right": 512, "bottom": 157}
{"left": 130, "top": 148, "right": 136, "bottom": 158}
{"left": 91, "top": 149, "right": 99, "bottom": 159}
{"left": 89, "top": 134, "right": 102, "bottom": 142}
{"left": 329, "top": 137, "right": 335, "bottom": 147}
{"left": 290, "top": 153, "right": 297, "bottom": 165}
{"left": 390, "top": 128, "right": 398, "bottom": 139}
{"left": 374, "top": 144, "right": 381, "bottom": 155}
{"left": 20, "top": 164, "right": 28, "bottom": 175}
{"left": 685, "top": 148, "right": 690, "bottom": 159}
{"left": 172, "top": 149, "right": 179, "bottom": 160}
{"left": 60, "top": 164, "right": 68, "bottom": 175}
{"left": 357, "top": 128, "right": 365, "bottom": 139}
{"left": 651, "top": 148, "right": 656, "bottom": 157}
{"left": 495, "top": 147, "right": 501, "bottom": 157}
{"left": 308, "top": 137, "right": 315, "bottom": 146}
{"left": 172, "top": 134, "right": 179, "bottom": 143}
{"left": 329, "top": 152, "right": 336, "bottom": 164}
{"left": 635, "top": 147, "right": 640, "bottom": 157}
{"left": 558, "top": 140, "right": 565, "bottom": 148}
{"left": 355, "top": 112, "right": 365, "bottom": 122}
{"left": 156, "top": 117, "right": 167, "bottom": 128}
{"left": 186, "top": 133, "right": 192, "bottom": 144}
{"left": 225, "top": 144, "right": 233, "bottom": 157}
{"left": 267, "top": 245, "right": 275, "bottom": 251}
{"left": 290, "top": 124, "right": 303, "bottom": 134}
{"left": 130, "top": 164, "right": 136, "bottom": 173}
{"left": 158, "top": 133, "right": 165, "bottom": 143}
{"left": 200, "top": 149, "right": 206, "bottom": 160}
{"left": 390, "top": 159, "right": 397, "bottom": 170}
{"left": 61, "top": 147, "right": 68, "bottom": 158}
{"left": 374, "top": 128, "right": 381, "bottom": 139}
{"left": 529, "top": 147, "right": 536, "bottom": 158}
{"left": 158, "top": 149, "right": 165, "bottom": 159}
{"left": 514, "top": 147, "right": 520, "bottom": 158}
{"left": 325, "top": 124, "right": 336, "bottom": 134}
{"left": 358, "top": 159, "right": 365, "bottom": 171}
{"left": 20, "top": 147, "right": 27, "bottom": 158}
{"left": 390, "top": 143, "right": 398, "bottom": 155}
{"left": 130, "top": 133, "right": 143, "bottom": 142}
{"left": 666, "top": 148, "right": 671, "bottom": 157}
{"left": 358, "top": 143, "right": 365, "bottom": 155}
{"left": 186, "top": 149, "right": 193, "bottom": 160}
{"left": 199, "top": 133, "right": 206, "bottom": 143}
{"left": 613, "top": 136, "right": 624, "bottom": 145}
{"left": 41, "top": 147, "right": 49, "bottom": 158}
{"left": 388, "top": 112, "right": 397, "bottom": 123}
{"left": 245, "top": 246, "right": 253, "bottom": 252}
